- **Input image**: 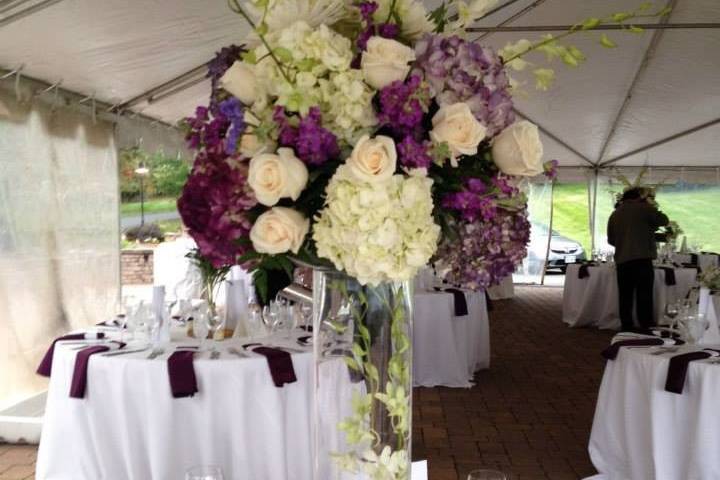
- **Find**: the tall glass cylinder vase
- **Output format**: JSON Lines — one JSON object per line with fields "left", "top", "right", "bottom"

{"left": 312, "top": 268, "right": 413, "bottom": 480}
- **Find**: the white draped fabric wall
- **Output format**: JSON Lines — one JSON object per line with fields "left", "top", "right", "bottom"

{"left": 0, "top": 89, "right": 119, "bottom": 410}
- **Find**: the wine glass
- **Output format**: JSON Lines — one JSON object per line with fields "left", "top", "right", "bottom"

{"left": 185, "top": 465, "right": 224, "bottom": 480}
{"left": 263, "top": 302, "right": 281, "bottom": 335}
{"left": 467, "top": 470, "right": 507, "bottom": 480}
{"left": 133, "top": 301, "right": 153, "bottom": 345}
{"left": 300, "top": 302, "right": 312, "bottom": 329}
{"left": 193, "top": 307, "right": 210, "bottom": 350}
{"left": 664, "top": 301, "right": 680, "bottom": 331}
{"left": 246, "top": 307, "right": 263, "bottom": 341}
{"left": 284, "top": 303, "right": 297, "bottom": 339}
{"left": 205, "top": 312, "right": 224, "bottom": 353}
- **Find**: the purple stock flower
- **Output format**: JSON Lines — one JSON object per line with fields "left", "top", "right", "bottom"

{"left": 378, "top": 23, "right": 399, "bottom": 38}
{"left": 274, "top": 107, "right": 339, "bottom": 166}
{"left": 377, "top": 75, "right": 430, "bottom": 135}
{"left": 207, "top": 45, "right": 246, "bottom": 111}
{"left": 413, "top": 34, "right": 515, "bottom": 137}
{"left": 397, "top": 135, "right": 433, "bottom": 169}
{"left": 358, "top": 1, "right": 378, "bottom": 21}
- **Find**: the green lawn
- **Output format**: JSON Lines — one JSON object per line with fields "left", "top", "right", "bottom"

{"left": 550, "top": 183, "right": 720, "bottom": 253}
{"left": 120, "top": 197, "right": 178, "bottom": 216}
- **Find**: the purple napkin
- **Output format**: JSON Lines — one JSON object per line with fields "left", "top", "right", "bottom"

{"left": 658, "top": 267, "right": 676, "bottom": 286}
{"left": 244, "top": 344, "right": 297, "bottom": 387}
{"left": 435, "top": 287, "right": 468, "bottom": 316}
{"left": 37, "top": 333, "right": 106, "bottom": 377}
{"left": 601, "top": 338, "right": 665, "bottom": 360}
{"left": 69, "top": 342, "right": 124, "bottom": 398}
{"left": 665, "top": 351, "right": 713, "bottom": 394}
{"left": 167, "top": 351, "right": 199, "bottom": 398}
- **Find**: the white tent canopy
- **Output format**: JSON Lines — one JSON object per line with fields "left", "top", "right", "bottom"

{"left": 2, "top": 0, "right": 718, "bottom": 172}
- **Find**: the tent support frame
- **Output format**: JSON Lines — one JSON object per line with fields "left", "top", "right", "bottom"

{"left": 514, "top": 108, "right": 595, "bottom": 166}
{"left": 595, "top": 0, "right": 678, "bottom": 165}
{"left": 467, "top": 22, "right": 720, "bottom": 33}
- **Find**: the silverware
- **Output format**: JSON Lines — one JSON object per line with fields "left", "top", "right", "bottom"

{"left": 228, "top": 347, "right": 249, "bottom": 358}
{"left": 147, "top": 347, "right": 165, "bottom": 360}
{"left": 210, "top": 350, "right": 221, "bottom": 360}
{"left": 269, "top": 345, "right": 308, "bottom": 353}
{"left": 101, "top": 347, "right": 150, "bottom": 357}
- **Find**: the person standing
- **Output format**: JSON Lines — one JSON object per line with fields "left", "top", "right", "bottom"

{"left": 607, "top": 187, "right": 669, "bottom": 331}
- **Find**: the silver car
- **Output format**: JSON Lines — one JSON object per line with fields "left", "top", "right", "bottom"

{"left": 529, "top": 224, "right": 587, "bottom": 272}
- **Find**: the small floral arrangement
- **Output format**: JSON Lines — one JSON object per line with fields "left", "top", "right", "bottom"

{"left": 700, "top": 266, "right": 720, "bottom": 291}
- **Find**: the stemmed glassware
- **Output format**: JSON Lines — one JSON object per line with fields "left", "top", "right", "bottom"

{"left": 664, "top": 301, "right": 680, "bottom": 331}
{"left": 300, "top": 302, "right": 312, "bottom": 329}
{"left": 205, "top": 312, "right": 224, "bottom": 354}
{"left": 193, "top": 305, "right": 210, "bottom": 350}
{"left": 185, "top": 465, "right": 224, "bottom": 480}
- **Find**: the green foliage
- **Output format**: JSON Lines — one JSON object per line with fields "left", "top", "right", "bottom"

{"left": 119, "top": 146, "right": 189, "bottom": 202}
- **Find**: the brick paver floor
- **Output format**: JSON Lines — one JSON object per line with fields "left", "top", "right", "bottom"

{"left": 1, "top": 285, "right": 613, "bottom": 480}
{"left": 412, "top": 286, "right": 614, "bottom": 480}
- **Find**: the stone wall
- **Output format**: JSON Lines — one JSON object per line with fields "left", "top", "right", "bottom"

{"left": 121, "top": 249, "right": 154, "bottom": 285}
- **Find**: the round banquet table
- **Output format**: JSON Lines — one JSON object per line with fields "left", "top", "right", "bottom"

{"left": 35, "top": 333, "right": 352, "bottom": 480}
{"left": 413, "top": 290, "right": 490, "bottom": 387}
{"left": 673, "top": 252, "right": 720, "bottom": 272}
{"left": 563, "top": 264, "right": 698, "bottom": 330}
{"left": 589, "top": 343, "right": 720, "bottom": 480}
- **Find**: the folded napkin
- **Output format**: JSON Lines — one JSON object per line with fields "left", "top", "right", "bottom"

{"left": 298, "top": 325, "right": 313, "bottom": 332}
{"left": 601, "top": 338, "right": 665, "bottom": 360}
{"left": 434, "top": 287, "right": 468, "bottom": 316}
{"left": 96, "top": 318, "right": 124, "bottom": 328}
{"left": 665, "top": 350, "right": 720, "bottom": 394}
{"left": 167, "top": 351, "right": 199, "bottom": 398}
{"left": 243, "top": 343, "right": 297, "bottom": 387}
{"left": 578, "top": 264, "right": 592, "bottom": 279}
{"left": 658, "top": 267, "right": 676, "bottom": 286}
{"left": 297, "top": 335, "right": 312, "bottom": 346}
{"left": 69, "top": 341, "right": 124, "bottom": 398}
{"left": 37, "top": 332, "right": 106, "bottom": 377}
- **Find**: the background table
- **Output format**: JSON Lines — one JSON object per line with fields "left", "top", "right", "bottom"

{"left": 413, "top": 290, "right": 490, "bottom": 387}
{"left": 589, "top": 343, "right": 720, "bottom": 480}
{"left": 673, "top": 252, "right": 720, "bottom": 272}
{"left": 563, "top": 264, "right": 698, "bottom": 330}
{"left": 36, "top": 335, "right": 347, "bottom": 480}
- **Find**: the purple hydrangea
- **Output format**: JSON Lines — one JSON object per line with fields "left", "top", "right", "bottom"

{"left": 543, "top": 159, "right": 559, "bottom": 180}
{"left": 413, "top": 34, "right": 515, "bottom": 137}
{"left": 207, "top": 45, "right": 246, "bottom": 111}
{"left": 274, "top": 107, "right": 340, "bottom": 166}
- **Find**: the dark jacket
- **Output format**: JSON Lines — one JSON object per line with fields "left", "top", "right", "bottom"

{"left": 607, "top": 201, "right": 669, "bottom": 265}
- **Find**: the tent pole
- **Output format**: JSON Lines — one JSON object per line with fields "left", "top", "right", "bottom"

{"left": 467, "top": 22, "right": 720, "bottom": 32}
{"left": 473, "top": 0, "right": 549, "bottom": 42}
{"left": 590, "top": 169, "right": 600, "bottom": 255}
{"left": 0, "top": 0, "right": 64, "bottom": 28}
{"left": 540, "top": 180, "right": 555, "bottom": 286}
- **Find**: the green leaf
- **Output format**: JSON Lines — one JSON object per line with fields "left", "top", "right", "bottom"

{"left": 611, "top": 12, "right": 632, "bottom": 22}
{"left": 254, "top": 269, "right": 269, "bottom": 304}
{"left": 532, "top": 68, "right": 555, "bottom": 91}
{"left": 628, "top": 25, "right": 645, "bottom": 33}
{"left": 237, "top": 250, "right": 262, "bottom": 264}
{"left": 599, "top": 33, "right": 617, "bottom": 48}
{"left": 255, "top": 22, "right": 268, "bottom": 36}
{"left": 637, "top": 2, "right": 652, "bottom": 12}
{"left": 274, "top": 47, "right": 293, "bottom": 63}
{"left": 581, "top": 17, "right": 601, "bottom": 30}
{"left": 561, "top": 51, "right": 579, "bottom": 67}
{"left": 658, "top": 6, "right": 672, "bottom": 16}
{"left": 241, "top": 50, "right": 257, "bottom": 64}
{"left": 568, "top": 46, "right": 585, "bottom": 61}
{"left": 343, "top": 357, "right": 362, "bottom": 372}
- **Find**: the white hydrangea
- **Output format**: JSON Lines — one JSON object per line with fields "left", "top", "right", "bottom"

{"left": 250, "top": 21, "right": 376, "bottom": 140}
{"left": 314, "top": 166, "right": 440, "bottom": 286}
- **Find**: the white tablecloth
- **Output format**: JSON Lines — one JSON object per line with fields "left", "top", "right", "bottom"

{"left": 673, "top": 252, "right": 719, "bottom": 272}
{"left": 36, "top": 335, "right": 349, "bottom": 480}
{"left": 413, "top": 290, "right": 490, "bottom": 387}
{"left": 589, "top": 341, "right": 720, "bottom": 479}
{"left": 563, "top": 264, "right": 698, "bottom": 330}
{"left": 488, "top": 275, "right": 515, "bottom": 300}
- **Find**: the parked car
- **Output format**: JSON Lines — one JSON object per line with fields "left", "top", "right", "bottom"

{"left": 528, "top": 224, "right": 587, "bottom": 272}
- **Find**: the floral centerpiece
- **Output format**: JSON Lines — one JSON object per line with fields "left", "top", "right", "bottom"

{"left": 176, "top": 0, "right": 667, "bottom": 477}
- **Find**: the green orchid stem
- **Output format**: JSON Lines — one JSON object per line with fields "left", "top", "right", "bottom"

{"left": 502, "top": 10, "right": 668, "bottom": 64}
{"left": 227, "top": 0, "right": 293, "bottom": 84}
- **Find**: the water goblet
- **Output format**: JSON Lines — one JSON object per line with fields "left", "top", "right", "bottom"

{"left": 300, "top": 302, "right": 312, "bottom": 329}
{"left": 467, "top": 470, "right": 507, "bottom": 480}
{"left": 185, "top": 465, "right": 224, "bottom": 480}
{"left": 205, "top": 312, "right": 224, "bottom": 353}
{"left": 193, "top": 307, "right": 210, "bottom": 350}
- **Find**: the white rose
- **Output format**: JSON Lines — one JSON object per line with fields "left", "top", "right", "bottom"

{"left": 360, "top": 37, "right": 416, "bottom": 90}
{"left": 347, "top": 135, "right": 397, "bottom": 183}
{"left": 491, "top": 120, "right": 544, "bottom": 176}
{"left": 220, "top": 61, "right": 257, "bottom": 105}
{"left": 430, "top": 102, "right": 487, "bottom": 166}
{"left": 250, "top": 207, "right": 309, "bottom": 255}
{"left": 248, "top": 148, "right": 308, "bottom": 206}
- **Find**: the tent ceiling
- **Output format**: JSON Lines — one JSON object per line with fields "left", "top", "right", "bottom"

{"left": 1, "top": 0, "right": 718, "bottom": 169}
